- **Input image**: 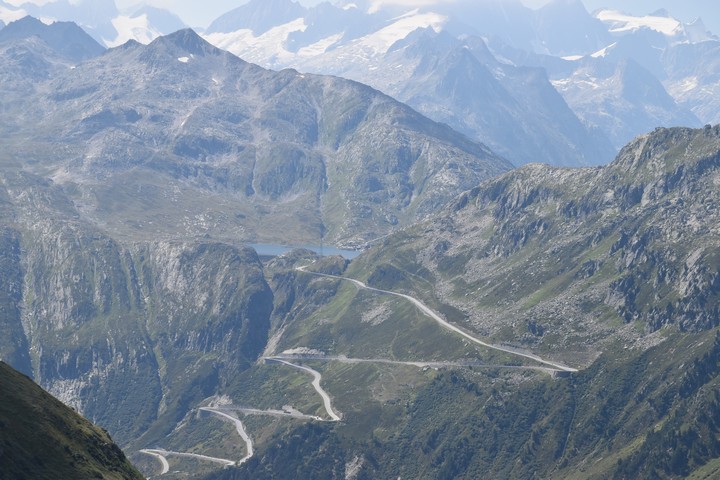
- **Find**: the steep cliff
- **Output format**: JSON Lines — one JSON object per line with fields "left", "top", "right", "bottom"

{"left": 0, "top": 170, "right": 274, "bottom": 447}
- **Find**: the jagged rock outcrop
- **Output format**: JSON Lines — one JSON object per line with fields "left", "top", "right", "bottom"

{"left": 349, "top": 126, "right": 720, "bottom": 361}
{"left": 0, "top": 170, "right": 274, "bottom": 446}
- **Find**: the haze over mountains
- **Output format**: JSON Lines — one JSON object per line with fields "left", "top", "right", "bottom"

{"left": 197, "top": 0, "right": 710, "bottom": 164}
{"left": 1, "top": 0, "right": 717, "bottom": 165}
{"left": 1, "top": 1, "right": 720, "bottom": 479}
{"left": 0, "top": 19, "right": 509, "bottom": 247}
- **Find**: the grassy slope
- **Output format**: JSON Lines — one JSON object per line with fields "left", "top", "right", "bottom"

{"left": 204, "top": 329, "right": 720, "bottom": 480}
{"left": 0, "top": 361, "right": 143, "bottom": 480}
{"left": 202, "top": 127, "right": 720, "bottom": 479}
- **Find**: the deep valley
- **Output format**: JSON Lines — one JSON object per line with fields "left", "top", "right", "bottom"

{"left": 0, "top": 2, "right": 720, "bottom": 479}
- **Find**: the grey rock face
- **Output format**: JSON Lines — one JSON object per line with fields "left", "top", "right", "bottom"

{"left": 0, "top": 169, "right": 274, "bottom": 445}
{"left": 663, "top": 40, "right": 720, "bottom": 125}
{"left": 388, "top": 31, "right": 615, "bottom": 166}
{"left": 1, "top": 26, "right": 509, "bottom": 247}
{"left": 358, "top": 126, "right": 720, "bottom": 359}
{"left": 0, "top": 15, "right": 104, "bottom": 62}
{"left": 554, "top": 56, "right": 702, "bottom": 149}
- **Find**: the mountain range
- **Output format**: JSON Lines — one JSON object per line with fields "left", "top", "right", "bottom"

{"left": 2, "top": 0, "right": 716, "bottom": 168}
{"left": 0, "top": 19, "right": 509, "bottom": 248}
{"left": 198, "top": 0, "right": 712, "bottom": 162}
{"left": 100, "top": 124, "right": 720, "bottom": 480}
{"left": 0, "top": 17, "right": 508, "bottom": 476}
{"left": 0, "top": 2, "right": 719, "bottom": 479}
{"left": 199, "top": 126, "right": 720, "bottom": 479}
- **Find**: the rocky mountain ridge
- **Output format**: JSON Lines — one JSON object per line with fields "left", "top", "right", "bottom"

{"left": 203, "top": 0, "right": 617, "bottom": 167}
{"left": 211, "top": 125, "right": 720, "bottom": 479}
{"left": 0, "top": 23, "right": 510, "bottom": 247}
{"left": 2, "top": 2, "right": 712, "bottom": 167}
{"left": 348, "top": 125, "right": 720, "bottom": 362}
{"left": 198, "top": 0, "right": 713, "bottom": 164}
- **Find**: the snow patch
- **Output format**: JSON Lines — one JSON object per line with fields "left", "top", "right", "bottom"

{"left": 106, "top": 13, "right": 163, "bottom": 47}
{"left": 297, "top": 32, "right": 344, "bottom": 57}
{"left": 591, "top": 42, "right": 617, "bottom": 58}
{"left": 676, "top": 76, "right": 699, "bottom": 93}
{"left": 178, "top": 56, "right": 189, "bottom": 63}
{"left": 595, "top": 9, "right": 682, "bottom": 36}
{"left": 357, "top": 11, "right": 447, "bottom": 55}
{"left": 562, "top": 55, "right": 583, "bottom": 61}
{"left": 203, "top": 18, "right": 306, "bottom": 69}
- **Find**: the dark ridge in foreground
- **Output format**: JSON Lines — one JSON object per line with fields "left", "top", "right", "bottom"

{"left": 0, "top": 361, "right": 143, "bottom": 480}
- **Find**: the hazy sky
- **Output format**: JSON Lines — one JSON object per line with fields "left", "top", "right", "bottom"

{"left": 113, "top": 0, "right": 718, "bottom": 31}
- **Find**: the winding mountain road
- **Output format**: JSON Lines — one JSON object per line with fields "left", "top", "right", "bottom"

{"left": 267, "top": 354, "right": 559, "bottom": 374}
{"left": 139, "top": 448, "right": 234, "bottom": 471}
{"left": 297, "top": 265, "right": 578, "bottom": 373}
{"left": 199, "top": 407, "right": 254, "bottom": 466}
{"left": 140, "top": 261, "right": 577, "bottom": 478}
{"left": 140, "top": 409, "right": 253, "bottom": 476}
{"left": 139, "top": 449, "right": 170, "bottom": 475}
{"left": 266, "top": 358, "right": 342, "bottom": 421}
{"left": 214, "top": 405, "right": 324, "bottom": 421}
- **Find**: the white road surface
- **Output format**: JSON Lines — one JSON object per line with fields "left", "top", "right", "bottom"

{"left": 139, "top": 449, "right": 170, "bottom": 475}
{"left": 199, "top": 407, "right": 254, "bottom": 466}
{"left": 214, "top": 405, "right": 324, "bottom": 421}
{"left": 139, "top": 448, "right": 234, "bottom": 470}
{"left": 266, "top": 354, "right": 559, "bottom": 374}
{"left": 297, "top": 265, "right": 578, "bottom": 373}
{"left": 266, "top": 358, "right": 342, "bottom": 421}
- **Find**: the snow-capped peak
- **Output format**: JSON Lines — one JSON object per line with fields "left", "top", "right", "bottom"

{"left": 359, "top": 10, "right": 446, "bottom": 55}
{"left": 590, "top": 41, "right": 617, "bottom": 58}
{"left": 106, "top": 13, "right": 160, "bottom": 47}
{"left": 595, "top": 9, "right": 682, "bottom": 37}
{"left": 682, "top": 17, "right": 714, "bottom": 43}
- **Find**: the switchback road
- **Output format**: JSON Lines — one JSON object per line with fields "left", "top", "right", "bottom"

{"left": 199, "top": 407, "right": 254, "bottom": 466}
{"left": 265, "top": 357, "right": 342, "bottom": 421}
{"left": 296, "top": 265, "right": 577, "bottom": 373}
